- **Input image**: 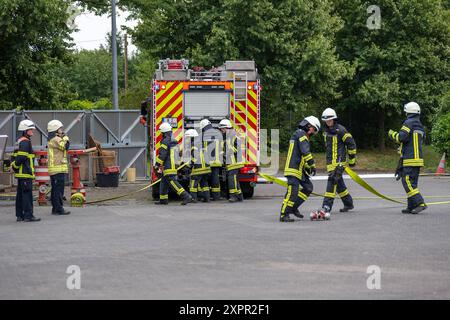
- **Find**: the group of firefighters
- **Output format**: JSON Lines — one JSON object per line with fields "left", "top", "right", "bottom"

{"left": 8, "top": 101, "right": 427, "bottom": 223}
{"left": 280, "top": 101, "right": 427, "bottom": 222}
{"left": 154, "top": 118, "right": 245, "bottom": 205}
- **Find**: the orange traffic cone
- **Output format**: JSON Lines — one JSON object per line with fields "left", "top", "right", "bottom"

{"left": 435, "top": 153, "right": 446, "bottom": 175}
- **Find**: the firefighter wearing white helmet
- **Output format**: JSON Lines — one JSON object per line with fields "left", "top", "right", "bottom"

{"left": 154, "top": 122, "right": 192, "bottom": 205}
{"left": 219, "top": 118, "right": 244, "bottom": 202}
{"left": 388, "top": 102, "right": 427, "bottom": 214}
{"left": 47, "top": 120, "right": 71, "bottom": 216}
{"left": 10, "top": 120, "right": 40, "bottom": 222}
{"left": 279, "top": 116, "right": 319, "bottom": 222}
{"left": 200, "top": 118, "right": 223, "bottom": 200}
{"left": 185, "top": 129, "right": 211, "bottom": 203}
{"left": 311, "top": 108, "right": 357, "bottom": 221}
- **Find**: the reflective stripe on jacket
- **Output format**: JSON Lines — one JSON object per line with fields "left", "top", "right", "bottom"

{"left": 284, "top": 129, "right": 315, "bottom": 180}
{"left": 323, "top": 123, "right": 357, "bottom": 172}
{"left": 11, "top": 136, "right": 35, "bottom": 179}
{"left": 388, "top": 114, "right": 424, "bottom": 167}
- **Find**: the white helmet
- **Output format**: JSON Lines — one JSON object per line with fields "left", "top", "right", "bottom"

{"left": 321, "top": 108, "right": 337, "bottom": 121}
{"left": 199, "top": 119, "right": 211, "bottom": 130}
{"left": 304, "top": 116, "right": 321, "bottom": 132}
{"left": 404, "top": 102, "right": 420, "bottom": 114}
{"left": 185, "top": 129, "right": 199, "bottom": 138}
{"left": 47, "top": 120, "right": 64, "bottom": 133}
{"left": 18, "top": 120, "right": 36, "bottom": 131}
{"left": 218, "top": 119, "right": 232, "bottom": 129}
{"left": 159, "top": 122, "right": 172, "bottom": 133}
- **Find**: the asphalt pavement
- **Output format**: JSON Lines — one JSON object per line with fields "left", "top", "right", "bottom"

{"left": 0, "top": 176, "right": 449, "bottom": 299}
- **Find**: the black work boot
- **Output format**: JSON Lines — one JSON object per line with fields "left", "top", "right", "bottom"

{"left": 237, "top": 193, "right": 244, "bottom": 202}
{"left": 24, "top": 216, "right": 41, "bottom": 222}
{"left": 292, "top": 209, "right": 304, "bottom": 219}
{"left": 411, "top": 204, "right": 428, "bottom": 214}
{"left": 154, "top": 200, "right": 168, "bottom": 205}
{"left": 202, "top": 192, "right": 210, "bottom": 203}
{"left": 212, "top": 193, "right": 221, "bottom": 201}
{"left": 228, "top": 195, "right": 239, "bottom": 203}
{"left": 279, "top": 214, "right": 295, "bottom": 222}
{"left": 53, "top": 210, "right": 71, "bottom": 215}
{"left": 16, "top": 217, "right": 24, "bottom": 222}
{"left": 339, "top": 205, "right": 354, "bottom": 213}
{"left": 402, "top": 208, "right": 412, "bottom": 214}
{"left": 190, "top": 193, "right": 198, "bottom": 203}
{"left": 181, "top": 194, "right": 193, "bottom": 205}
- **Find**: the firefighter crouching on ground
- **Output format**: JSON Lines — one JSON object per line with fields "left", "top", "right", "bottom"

{"left": 280, "top": 116, "right": 320, "bottom": 222}
{"left": 47, "top": 120, "right": 71, "bottom": 216}
{"left": 219, "top": 119, "right": 244, "bottom": 203}
{"left": 312, "top": 108, "right": 357, "bottom": 219}
{"left": 10, "top": 120, "right": 41, "bottom": 222}
{"left": 154, "top": 122, "right": 193, "bottom": 205}
{"left": 200, "top": 118, "right": 222, "bottom": 201}
{"left": 185, "top": 129, "right": 211, "bottom": 202}
{"left": 388, "top": 102, "right": 427, "bottom": 214}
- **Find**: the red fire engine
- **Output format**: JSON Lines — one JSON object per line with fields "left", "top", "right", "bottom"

{"left": 141, "top": 59, "right": 261, "bottom": 199}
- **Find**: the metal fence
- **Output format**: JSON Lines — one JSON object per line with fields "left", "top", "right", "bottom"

{"left": 0, "top": 110, "right": 148, "bottom": 180}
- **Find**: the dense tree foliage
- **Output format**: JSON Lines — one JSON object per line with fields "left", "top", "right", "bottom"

{"left": 1, "top": 0, "right": 449, "bottom": 151}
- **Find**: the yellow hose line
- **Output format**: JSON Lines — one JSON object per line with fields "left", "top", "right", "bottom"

{"left": 85, "top": 163, "right": 188, "bottom": 205}
{"left": 258, "top": 171, "right": 450, "bottom": 206}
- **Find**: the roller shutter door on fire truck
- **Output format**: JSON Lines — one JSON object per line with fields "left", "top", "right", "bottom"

{"left": 184, "top": 92, "right": 230, "bottom": 118}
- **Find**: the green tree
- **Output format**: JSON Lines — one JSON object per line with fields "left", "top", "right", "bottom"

{"left": 0, "top": 0, "right": 75, "bottom": 109}
{"left": 431, "top": 112, "right": 450, "bottom": 155}
{"left": 334, "top": 0, "right": 450, "bottom": 150}
{"left": 124, "top": 0, "right": 351, "bottom": 148}
{"left": 58, "top": 47, "right": 124, "bottom": 103}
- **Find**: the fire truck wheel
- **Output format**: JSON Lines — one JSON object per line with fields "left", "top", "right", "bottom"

{"left": 240, "top": 182, "right": 254, "bottom": 199}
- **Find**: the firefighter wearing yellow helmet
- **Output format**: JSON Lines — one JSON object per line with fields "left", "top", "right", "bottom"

{"left": 47, "top": 120, "right": 71, "bottom": 216}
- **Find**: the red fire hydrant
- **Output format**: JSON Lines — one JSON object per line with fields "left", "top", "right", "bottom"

{"left": 34, "top": 151, "right": 49, "bottom": 206}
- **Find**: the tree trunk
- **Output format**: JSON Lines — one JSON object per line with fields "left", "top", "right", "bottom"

{"left": 378, "top": 111, "right": 386, "bottom": 151}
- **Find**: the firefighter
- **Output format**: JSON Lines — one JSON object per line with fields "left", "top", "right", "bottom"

{"left": 154, "top": 122, "right": 192, "bottom": 205}
{"left": 200, "top": 118, "right": 222, "bottom": 201}
{"left": 47, "top": 120, "right": 71, "bottom": 216}
{"left": 10, "top": 120, "right": 41, "bottom": 222}
{"left": 388, "top": 102, "right": 427, "bottom": 214}
{"left": 219, "top": 119, "right": 243, "bottom": 203}
{"left": 280, "top": 116, "right": 320, "bottom": 222}
{"left": 312, "top": 108, "right": 357, "bottom": 219}
{"left": 185, "top": 129, "right": 211, "bottom": 202}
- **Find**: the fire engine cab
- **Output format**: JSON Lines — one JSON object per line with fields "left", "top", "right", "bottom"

{"left": 140, "top": 59, "right": 261, "bottom": 199}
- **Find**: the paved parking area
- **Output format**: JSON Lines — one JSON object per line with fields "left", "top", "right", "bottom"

{"left": 0, "top": 176, "right": 449, "bottom": 299}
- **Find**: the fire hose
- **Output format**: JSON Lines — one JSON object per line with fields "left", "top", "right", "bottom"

{"left": 258, "top": 169, "right": 450, "bottom": 206}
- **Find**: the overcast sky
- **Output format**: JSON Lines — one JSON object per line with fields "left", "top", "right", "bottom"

{"left": 70, "top": 9, "right": 138, "bottom": 55}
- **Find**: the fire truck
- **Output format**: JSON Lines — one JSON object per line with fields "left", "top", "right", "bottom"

{"left": 140, "top": 59, "right": 261, "bottom": 199}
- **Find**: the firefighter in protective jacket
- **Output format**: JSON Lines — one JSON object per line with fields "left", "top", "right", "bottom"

{"left": 314, "top": 108, "right": 357, "bottom": 218}
{"left": 154, "top": 122, "right": 192, "bottom": 205}
{"left": 280, "top": 116, "right": 320, "bottom": 222}
{"left": 10, "top": 120, "right": 41, "bottom": 222}
{"left": 219, "top": 119, "right": 244, "bottom": 203}
{"left": 185, "top": 129, "right": 211, "bottom": 202}
{"left": 47, "top": 120, "right": 71, "bottom": 216}
{"left": 388, "top": 102, "right": 427, "bottom": 214}
{"left": 200, "top": 118, "right": 222, "bottom": 201}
